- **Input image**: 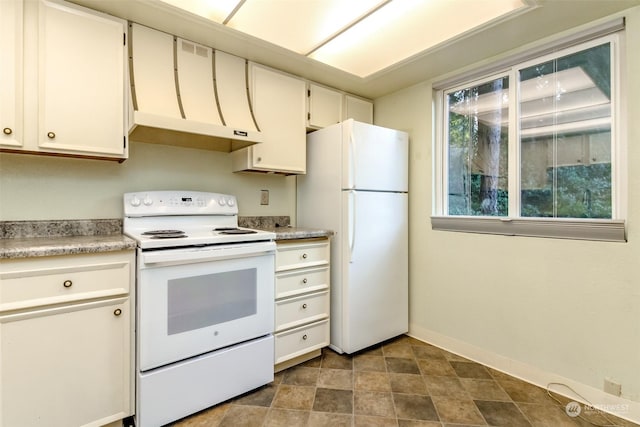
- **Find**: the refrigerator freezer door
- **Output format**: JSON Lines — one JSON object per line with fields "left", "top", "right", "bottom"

{"left": 342, "top": 119, "right": 409, "bottom": 192}
{"left": 337, "top": 190, "right": 408, "bottom": 354}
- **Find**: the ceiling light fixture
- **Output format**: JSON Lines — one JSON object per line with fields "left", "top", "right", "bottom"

{"left": 159, "top": 0, "right": 531, "bottom": 78}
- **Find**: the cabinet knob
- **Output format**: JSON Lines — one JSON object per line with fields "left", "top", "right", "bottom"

{"left": 302, "top": 334, "right": 308, "bottom": 340}
{"left": 302, "top": 303, "right": 308, "bottom": 309}
{"left": 257, "top": 157, "right": 262, "bottom": 162}
{"left": 2, "top": 127, "right": 12, "bottom": 135}
{"left": 114, "top": 308, "right": 122, "bottom": 316}
{"left": 47, "top": 131, "right": 56, "bottom": 139}
{"left": 302, "top": 253, "right": 308, "bottom": 259}
{"left": 302, "top": 278, "right": 308, "bottom": 284}
{"left": 63, "top": 280, "right": 73, "bottom": 288}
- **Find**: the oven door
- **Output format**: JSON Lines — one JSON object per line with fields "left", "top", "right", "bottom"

{"left": 137, "top": 241, "right": 275, "bottom": 371}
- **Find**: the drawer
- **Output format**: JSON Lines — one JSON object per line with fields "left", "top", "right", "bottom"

{"left": 0, "top": 252, "right": 133, "bottom": 312}
{"left": 275, "top": 266, "right": 329, "bottom": 299}
{"left": 276, "top": 240, "right": 329, "bottom": 272}
{"left": 275, "top": 319, "right": 329, "bottom": 364}
{"left": 275, "top": 290, "right": 329, "bottom": 331}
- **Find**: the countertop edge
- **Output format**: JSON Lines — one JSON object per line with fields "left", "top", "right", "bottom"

{"left": 260, "top": 227, "right": 334, "bottom": 241}
{"left": 1, "top": 232, "right": 137, "bottom": 260}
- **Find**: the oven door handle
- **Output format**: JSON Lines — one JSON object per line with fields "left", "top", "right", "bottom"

{"left": 141, "top": 241, "right": 275, "bottom": 266}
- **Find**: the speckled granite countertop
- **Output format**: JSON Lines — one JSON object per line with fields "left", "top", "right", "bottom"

{"left": 0, "top": 220, "right": 136, "bottom": 259}
{"left": 238, "top": 216, "right": 333, "bottom": 240}
{"left": 1, "top": 217, "right": 332, "bottom": 259}
{"left": 259, "top": 226, "right": 333, "bottom": 240}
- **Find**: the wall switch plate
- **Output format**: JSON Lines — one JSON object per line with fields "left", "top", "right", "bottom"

{"left": 260, "top": 190, "right": 269, "bottom": 205}
{"left": 604, "top": 378, "right": 622, "bottom": 396}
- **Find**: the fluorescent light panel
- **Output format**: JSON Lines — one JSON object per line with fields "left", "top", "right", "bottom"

{"left": 227, "top": 0, "right": 389, "bottom": 55}
{"left": 310, "top": 0, "right": 528, "bottom": 77}
{"left": 159, "top": 0, "right": 529, "bottom": 78}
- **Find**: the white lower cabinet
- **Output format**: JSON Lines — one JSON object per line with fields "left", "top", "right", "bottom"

{"left": 0, "top": 251, "right": 134, "bottom": 427}
{"left": 274, "top": 238, "right": 330, "bottom": 369}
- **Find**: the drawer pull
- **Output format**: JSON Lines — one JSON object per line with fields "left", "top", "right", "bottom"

{"left": 302, "top": 253, "right": 308, "bottom": 259}
{"left": 302, "top": 278, "right": 308, "bottom": 284}
{"left": 47, "top": 131, "right": 56, "bottom": 139}
{"left": 63, "top": 280, "right": 73, "bottom": 288}
{"left": 3, "top": 127, "right": 12, "bottom": 135}
{"left": 113, "top": 309, "right": 122, "bottom": 316}
{"left": 302, "top": 334, "right": 308, "bottom": 340}
{"left": 302, "top": 303, "right": 308, "bottom": 309}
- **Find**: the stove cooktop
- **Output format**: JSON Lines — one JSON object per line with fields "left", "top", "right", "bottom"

{"left": 123, "top": 191, "right": 275, "bottom": 249}
{"left": 125, "top": 224, "right": 274, "bottom": 249}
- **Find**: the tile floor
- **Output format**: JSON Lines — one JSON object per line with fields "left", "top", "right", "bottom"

{"left": 171, "top": 335, "right": 638, "bottom": 427}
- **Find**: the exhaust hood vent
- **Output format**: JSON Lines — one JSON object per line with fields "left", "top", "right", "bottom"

{"left": 128, "top": 23, "right": 263, "bottom": 152}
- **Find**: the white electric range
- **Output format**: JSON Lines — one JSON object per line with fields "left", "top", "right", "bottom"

{"left": 123, "top": 190, "right": 276, "bottom": 427}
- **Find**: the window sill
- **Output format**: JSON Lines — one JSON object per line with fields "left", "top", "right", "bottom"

{"left": 430, "top": 216, "right": 626, "bottom": 242}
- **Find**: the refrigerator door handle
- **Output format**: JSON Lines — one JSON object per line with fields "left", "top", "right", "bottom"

{"left": 348, "top": 190, "right": 356, "bottom": 263}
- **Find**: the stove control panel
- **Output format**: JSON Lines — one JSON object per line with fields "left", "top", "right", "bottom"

{"left": 124, "top": 191, "right": 238, "bottom": 217}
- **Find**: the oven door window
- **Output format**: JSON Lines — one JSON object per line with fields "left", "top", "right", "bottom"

{"left": 168, "top": 269, "right": 257, "bottom": 335}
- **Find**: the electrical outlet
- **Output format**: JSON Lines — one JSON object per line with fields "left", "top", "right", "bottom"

{"left": 260, "top": 190, "right": 269, "bottom": 205}
{"left": 604, "top": 378, "right": 622, "bottom": 396}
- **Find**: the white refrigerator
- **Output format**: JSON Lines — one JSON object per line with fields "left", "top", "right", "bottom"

{"left": 297, "top": 119, "right": 409, "bottom": 354}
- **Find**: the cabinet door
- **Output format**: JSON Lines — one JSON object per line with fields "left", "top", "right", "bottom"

{"left": 308, "top": 83, "right": 343, "bottom": 129}
{"left": 344, "top": 95, "right": 373, "bottom": 124}
{"left": 240, "top": 64, "right": 306, "bottom": 174}
{"left": 38, "top": 0, "right": 126, "bottom": 157}
{"left": 0, "top": 0, "right": 23, "bottom": 148}
{"left": 0, "top": 298, "right": 131, "bottom": 427}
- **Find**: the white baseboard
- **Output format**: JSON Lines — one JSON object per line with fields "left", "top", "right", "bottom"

{"left": 408, "top": 324, "right": 640, "bottom": 425}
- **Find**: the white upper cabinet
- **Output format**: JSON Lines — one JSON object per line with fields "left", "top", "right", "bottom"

{"left": 307, "top": 84, "right": 343, "bottom": 129}
{"left": 36, "top": 0, "right": 127, "bottom": 158}
{"left": 344, "top": 94, "right": 374, "bottom": 124}
{"left": 0, "top": 0, "right": 23, "bottom": 149}
{"left": 307, "top": 82, "right": 373, "bottom": 130}
{"left": 232, "top": 63, "right": 306, "bottom": 174}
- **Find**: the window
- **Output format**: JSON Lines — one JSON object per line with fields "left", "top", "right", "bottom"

{"left": 433, "top": 32, "right": 626, "bottom": 241}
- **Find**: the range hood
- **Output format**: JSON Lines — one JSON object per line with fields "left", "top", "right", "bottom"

{"left": 128, "top": 23, "right": 263, "bottom": 152}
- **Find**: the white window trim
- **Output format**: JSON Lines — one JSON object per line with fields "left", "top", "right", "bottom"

{"left": 432, "top": 29, "right": 626, "bottom": 243}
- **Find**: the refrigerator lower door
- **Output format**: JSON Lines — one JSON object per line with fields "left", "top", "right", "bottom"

{"left": 337, "top": 190, "right": 408, "bottom": 354}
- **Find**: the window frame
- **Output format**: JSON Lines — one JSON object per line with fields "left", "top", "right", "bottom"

{"left": 432, "top": 31, "right": 626, "bottom": 242}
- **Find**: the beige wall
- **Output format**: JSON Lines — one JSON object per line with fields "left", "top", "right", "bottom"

{"left": 0, "top": 141, "right": 296, "bottom": 220}
{"left": 375, "top": 5, "right": 640, "bottom": 422}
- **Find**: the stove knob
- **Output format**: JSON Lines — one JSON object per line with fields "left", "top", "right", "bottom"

{"left": 130, "top": 196, "right": 141, "bottom": 207}
{"left": 226, "top": 198, "right": 235, "bottom": 207}
{"left": 218, "top": 197, "right": 226, "bottom": 206}
{"left": 143, "top": 196, "right": 153, "bottom": 206}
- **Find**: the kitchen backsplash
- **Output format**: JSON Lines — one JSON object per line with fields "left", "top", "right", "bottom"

{"left": 238, "top": 216, "right": 290, "bottom": 229}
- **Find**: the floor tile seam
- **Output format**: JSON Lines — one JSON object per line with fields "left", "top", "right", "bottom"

{"left": 476, "top": 375, "right": 520, "bottom": 405}
{"left": 514, "top": 400, "right": 588, "bottom": 427}
{"left": 431, "top": 395, "right": 491, "bottom": 426}
{"left": 473, "top": 398, "right": 534, "bottom": 427}
{"left": 265, "top": 406, "right": 336, "bottom": 427}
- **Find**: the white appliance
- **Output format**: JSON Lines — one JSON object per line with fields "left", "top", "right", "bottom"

{"left": 123, "top": 191, "right": 276, "bottom": 427}
{"left": 297, "top": 119, "right": 409, "bottom": 354}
